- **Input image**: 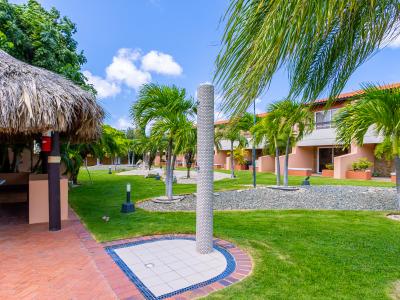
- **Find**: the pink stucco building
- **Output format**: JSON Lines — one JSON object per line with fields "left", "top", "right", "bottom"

{"left": 214, "top": 83, "right": 399, "bottom": 179}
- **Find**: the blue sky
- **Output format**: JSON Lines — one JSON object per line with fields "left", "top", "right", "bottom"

{"left": 13, "top": 0, "right": 400, "bottom": 129}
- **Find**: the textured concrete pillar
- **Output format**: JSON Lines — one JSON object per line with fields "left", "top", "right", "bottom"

{"left": 196, "top": 83, "right": 214, "bottom": 254}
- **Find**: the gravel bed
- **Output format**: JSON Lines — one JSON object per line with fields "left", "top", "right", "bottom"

{"left": 138, "top": 185, "right": 398, "bottom": 211}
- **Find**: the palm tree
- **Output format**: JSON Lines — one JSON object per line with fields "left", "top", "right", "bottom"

{"left": 271, "top": 100, "right": 314, "bottom": 186}
{"left": 215, "top": 1, "right": 400, "bottom": 115}
{"left": 221, "top": 112, "right": 253, "bottom": 178}
{"left": 173, "top": 123, "right": 197, "bottom": 178}
{"left": 335, "top": 83, "right": 400, "bottom": 208}
{"left": 131, "top": 84, "right": 195, "bottom": 200}
{"left": 251, "top": 113, "right": 284, "bottom": 186}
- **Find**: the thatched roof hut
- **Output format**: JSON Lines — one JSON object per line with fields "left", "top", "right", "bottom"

{"left": 0, "top": 50, "right": 103, "bottom": 141}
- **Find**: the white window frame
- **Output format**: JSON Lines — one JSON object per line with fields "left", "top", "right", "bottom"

{"left": 314, "top": 109, "right": 337, "bottom": 129}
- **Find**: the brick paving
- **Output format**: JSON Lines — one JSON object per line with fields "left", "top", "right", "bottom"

{"left": 0, "top": 210, "right": 117, "bottom": 300}
{"left": 0, "top": 209, "right": 252, "bottom": 300}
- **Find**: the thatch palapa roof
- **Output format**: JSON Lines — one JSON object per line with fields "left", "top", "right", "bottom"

{"left": 0, "top": 50, "right": 103, "bottom": 142}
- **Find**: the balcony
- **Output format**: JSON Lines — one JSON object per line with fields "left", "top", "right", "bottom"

{"left": 316, "top": 121, "right": 333, "bottom": 129}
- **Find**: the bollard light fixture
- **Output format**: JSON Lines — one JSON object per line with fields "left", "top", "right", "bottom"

{"left": 121, "top": 183, "right": 135, "bottom": 213}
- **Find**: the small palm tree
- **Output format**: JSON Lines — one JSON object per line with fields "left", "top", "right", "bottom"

{"left": 174, "top": 124, "right": 197, "bottom": 178}
{"left": 221, "top": 112, "right": 253, "bottom": 178}
{"left": 251, "top": 100, "right": 314, "bottom": 186}
{"left": 251, "top": 113, "right": 285, "bottom": 185}
{"left": 335, "top": 84, "right": 400, "bottom": 208}
{"left": 272, "top": 99, "right": 314, "bottom": 186}
{"left": 131, "top": 84, "right": 195, "bottom": 200}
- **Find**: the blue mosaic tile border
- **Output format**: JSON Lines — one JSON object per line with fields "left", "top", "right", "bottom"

{"left": 105, "top": 236, "right": 236, "bottom": 300}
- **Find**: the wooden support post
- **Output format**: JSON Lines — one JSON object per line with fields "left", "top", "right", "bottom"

{"left": 48, "top": 131, "right": 61, "bottom": 231}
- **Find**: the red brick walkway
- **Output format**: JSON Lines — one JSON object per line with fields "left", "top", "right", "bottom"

{"left": 0, "top": 211, "right": 117, "bottom": 299}
{"left": 0, "top": 209, "right": 252, "bottom": 299}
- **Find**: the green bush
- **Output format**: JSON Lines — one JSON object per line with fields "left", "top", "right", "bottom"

{"left": 325, "top": 163, "right": 334, "bottom": 170}
{"left": 352, "top": 158, "right": 373, "bottom": 171}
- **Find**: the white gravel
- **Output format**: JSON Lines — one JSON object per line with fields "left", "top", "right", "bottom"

{"left": 138, "top": 186, "right": 398, "bottom": 211}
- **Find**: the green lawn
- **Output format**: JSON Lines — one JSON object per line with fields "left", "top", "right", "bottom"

{"left": 70, "top": 170, "right": 400, "bottom": 299}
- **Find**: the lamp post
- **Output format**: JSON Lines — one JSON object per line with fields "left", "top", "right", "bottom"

{"left": 196, "top": 83, "right": 214, "bottom": 254}
{"left": 121, "top": 183, "right": 135, "bottom": 213}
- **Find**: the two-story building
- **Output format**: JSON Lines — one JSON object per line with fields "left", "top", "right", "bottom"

{"left": 214, "top": 83, "right": 398, "bottom": 179}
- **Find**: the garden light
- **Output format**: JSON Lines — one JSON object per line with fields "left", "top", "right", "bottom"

{"left": 121, "top": 183, "right": 135, "bottom": 213}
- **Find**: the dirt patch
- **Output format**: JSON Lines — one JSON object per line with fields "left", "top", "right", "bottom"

{"left": 387, "top": 214, "right": 400, "bottom": 221}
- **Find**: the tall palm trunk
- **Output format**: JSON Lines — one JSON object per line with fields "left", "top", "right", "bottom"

{"left": 165, "top": 139, "right": 175, "bottom": 200}
{"left": 283, "top": 136, "right": 290, "bottom": 187}
{"left": 395, "top": 155, "right": 400, "bottom": 209}
{"left": 275, "top": 138, "right": 281, "bottom": 186}
{"left": 230, "top": 140, "right": 235, "bottom": 178}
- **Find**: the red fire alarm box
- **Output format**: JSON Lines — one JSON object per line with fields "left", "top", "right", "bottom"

{"left": 42, "top": 131, "right": 52, "bottom": 152}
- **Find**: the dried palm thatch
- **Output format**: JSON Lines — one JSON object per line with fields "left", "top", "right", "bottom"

{"left": 0, "top": 50, "right": 103, "bottom": 142}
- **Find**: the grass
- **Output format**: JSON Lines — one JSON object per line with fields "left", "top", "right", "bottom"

{"left": 70, "top": 170, "right": 400, "bottom": 299}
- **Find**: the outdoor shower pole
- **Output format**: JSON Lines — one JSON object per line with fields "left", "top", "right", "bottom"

{"left": 196, "top": 83, "right": 214, "bottom": 254}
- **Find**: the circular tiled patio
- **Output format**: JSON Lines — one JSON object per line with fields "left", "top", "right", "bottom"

{"left": 104, "top": 235, "right": 252, "bottom": 299}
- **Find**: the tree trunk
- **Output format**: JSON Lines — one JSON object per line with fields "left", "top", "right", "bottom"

{"left": 283, "top": 136, "right": 290, "bottom": 187}
{"left": 395, "top": 155, "right": 400, "bottom": 209}
{"left": 165, "top": 139, "right": 173, "bottom": 200}
{"left": 275, "top": 139, "right": 281, "bottom": 186}
{"left": 230, "top": 140, "right": 235, "bottom": 178}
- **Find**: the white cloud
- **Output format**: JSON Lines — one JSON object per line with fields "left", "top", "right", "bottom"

{"left": 141, "top": 50, "right": 183, "bottom": 76}
{"left": 83, "top": 71, "right": 121, "bottom": 99}
{"left": 114, "top": 117, "right": 132, "bottom": 130}
{"left": 85, "top": 48, "right": 182, "bottom": 103}
{"left": 386, "top": 34, "right": 400, "bottom": 48}
{"left": 106, "top": 48, "right": 151, "bottom": 90}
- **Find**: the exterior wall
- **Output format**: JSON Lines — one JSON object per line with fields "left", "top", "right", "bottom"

{"left": 225, "top": 156, "right": 231, "bottom": 171}
{"left": 333, "top": 144, "right": 375, "bottom": 179}
{"left": 214, "top": 150, "right": 227, "bottom": 169}
{"left": 258, "top": 155, "right": 275, "bottom": 172}
{"left": 28, "top": 174, "right": 68, "bottom": 224}
{"left": 299, "top": 101, "right": 383, "bottom": 147}
{"left": 278, "top": 146, "right": 315, "bottom": 174}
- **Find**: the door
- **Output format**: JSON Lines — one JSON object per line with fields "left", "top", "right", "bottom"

{"left": 318, "top": 148, "right": 333, "bottom": 173}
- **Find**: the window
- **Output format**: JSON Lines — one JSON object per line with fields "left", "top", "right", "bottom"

{"left": 315, "top": 109, "right": 338, "bottom": 129}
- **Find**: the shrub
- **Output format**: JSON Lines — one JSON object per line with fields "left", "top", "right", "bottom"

{"left": 352, "top": 158, "right": 373, "bottom": 171}
{"left": 325, "top": 163, "right": 334, "bottom": 170}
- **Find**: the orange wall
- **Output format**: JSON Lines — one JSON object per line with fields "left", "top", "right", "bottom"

{"left": 28, "top": 174, "right": 68, "bottom": 224}
{"left": 258, "top": 155, "right": 275, "bottom": 172}
{"left": 278, "top": 146, "right": 315, "bottom": 174}
{"left": 214, "top": 151, "right": 227, "bottom": 168}
{"left": 333, "top": 144, "right": 375, "bottom": 179}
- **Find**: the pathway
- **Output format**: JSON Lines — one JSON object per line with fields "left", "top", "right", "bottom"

{"left": 117, "top": 168, "right": 231, "bottom": 184}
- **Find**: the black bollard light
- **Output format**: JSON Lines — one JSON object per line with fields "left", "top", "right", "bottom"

{"left": 108, "top": 166, "right": 112, "bottom": 174}
{"left": 301, "top": 176, "right": 311, "bottom": 186}
{"left": 121, "top": 183, "right": 135, "bottom": 213}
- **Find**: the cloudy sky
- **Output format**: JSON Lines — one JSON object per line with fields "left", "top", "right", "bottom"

{"left": 12, "top": 0, "right": 400, "bottom": 129}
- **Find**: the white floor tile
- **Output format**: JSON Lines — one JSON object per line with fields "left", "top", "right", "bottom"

{"left": 150, "top": 283, "right": 174, "bottom": 297}
{"left": 114, "top": 239, "right": 228, "bottom": 297}
{"left": 158, "top": 271, "right": 181, "bottom": 282}
{"left": 167, "top": 278, "right": 191, "bottom": 290}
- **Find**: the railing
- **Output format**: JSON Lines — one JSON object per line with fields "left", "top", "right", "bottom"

{"left": 316, "top": 121, "right": 333, "bottom": 129}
